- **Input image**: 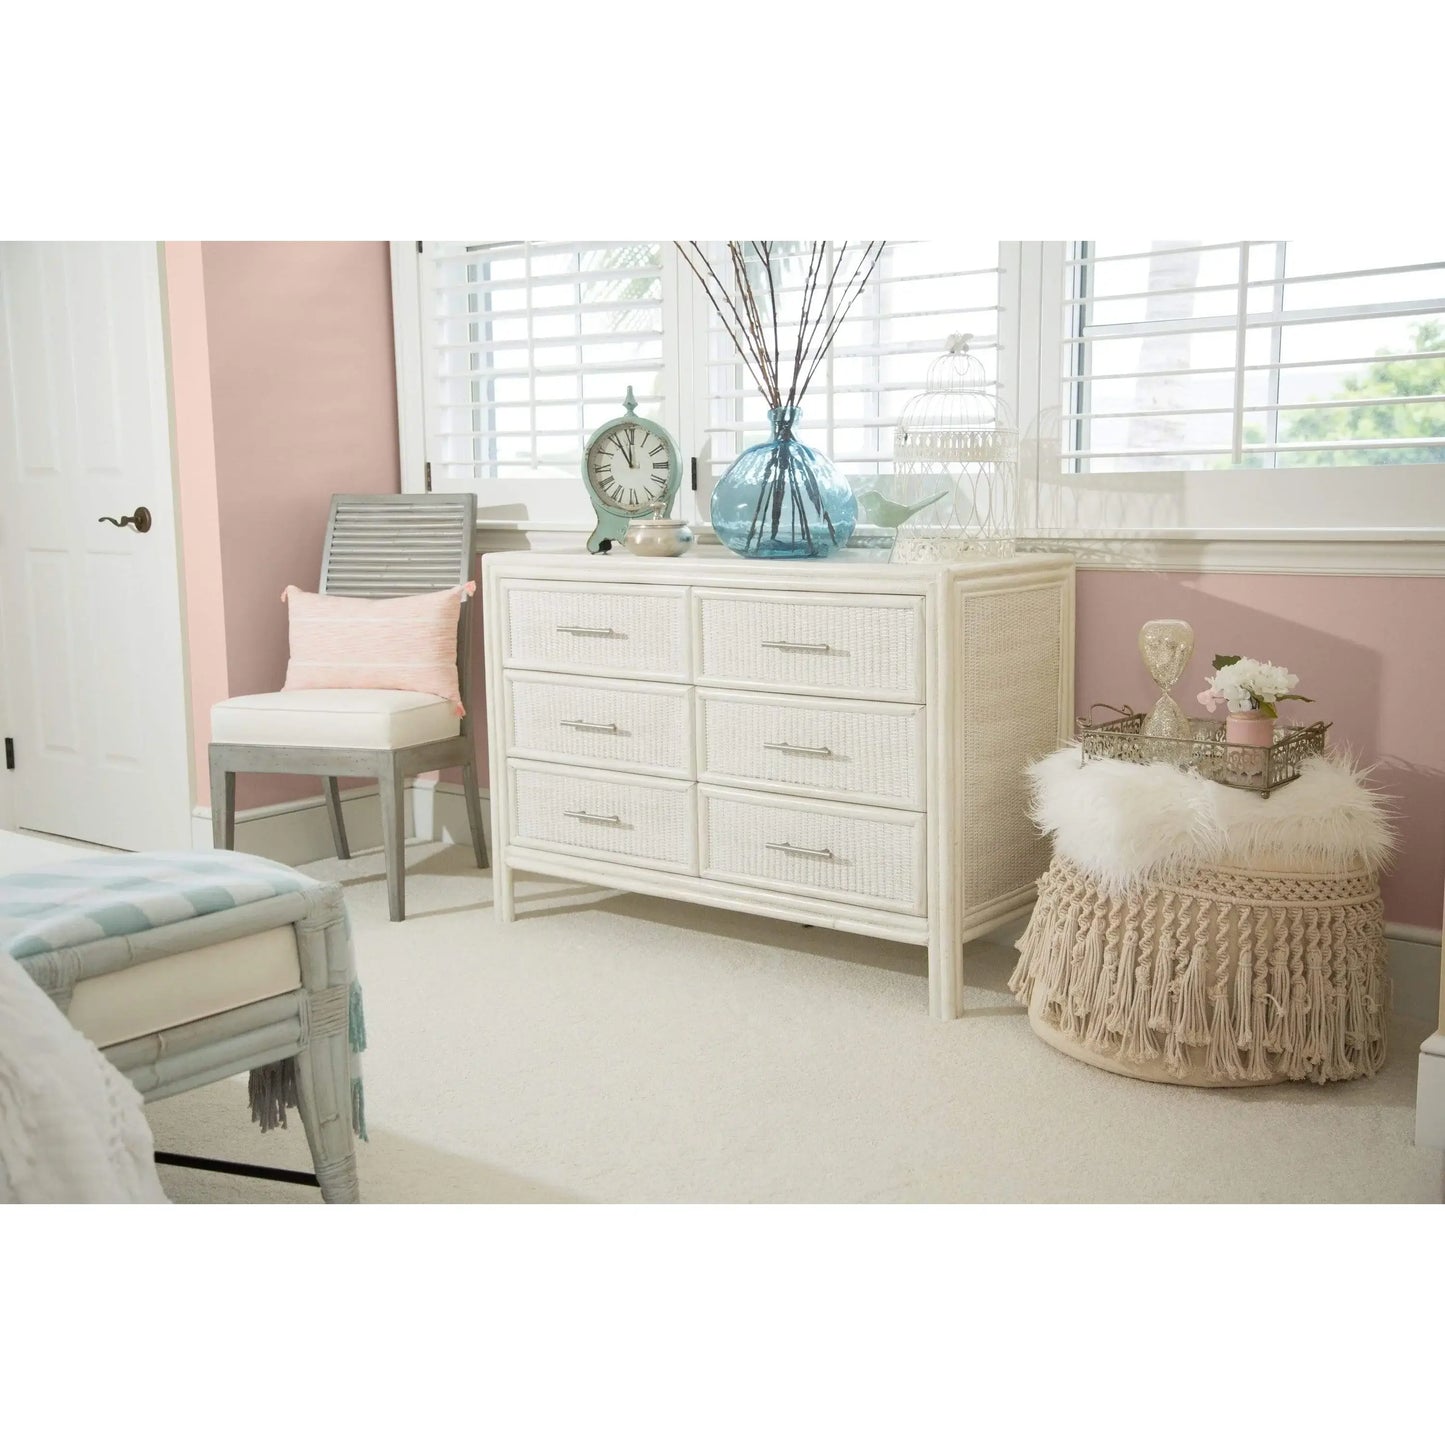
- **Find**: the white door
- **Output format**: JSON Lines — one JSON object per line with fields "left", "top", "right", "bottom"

{"left": 0, "top": 242, "right": 191, "bottom": 851}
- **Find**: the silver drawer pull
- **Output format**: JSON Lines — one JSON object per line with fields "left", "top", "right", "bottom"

{"left": 556, "top": 625, "right": 618, "bottom": 637}
{"left": 761, "top": 639, "right": 831, "bottom": 653}
{"left": 561, "top": 719, "right": 620, "bottom": 733}
{"left": 763, "top": 742, "right": 833, "bottom": 757}
{"left": 765, "top": 841, "right": 835, "bottom": 860}
{"left": 564, "top": 809, "right": 621, "bottom": 824}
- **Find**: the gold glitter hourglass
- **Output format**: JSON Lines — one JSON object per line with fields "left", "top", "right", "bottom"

{"left": 1138, "top": 619, "right": 1195, "bottom": 763}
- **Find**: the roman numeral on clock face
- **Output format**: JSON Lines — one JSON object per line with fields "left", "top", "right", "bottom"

{"left": 588, "top": 416, "right": 675, "bottom": 516}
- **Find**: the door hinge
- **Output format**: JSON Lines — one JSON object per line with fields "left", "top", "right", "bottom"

{"left": 424, "top": 460, "right": 433, "bottom": 492}
{"left": 4, "top": 738, "right": 13, "bottom": 771}
{"left": 416, "top": 240, "right": 423, "bottom": 255}
{"left": 690, "top": 456, "right": 698, "bottom": 492}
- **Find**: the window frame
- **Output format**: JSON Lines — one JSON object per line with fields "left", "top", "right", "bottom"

{"left": 1059, "top": 241, "right": 1445, "bottom": 471}
{"left": 392, "top": 241, "right": 1445, "bottom": 551}
{"left": 1022, "top": 241, "right": 1445, "bottom": 540}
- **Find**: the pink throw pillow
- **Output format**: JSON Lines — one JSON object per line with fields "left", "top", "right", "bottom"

{"left": 281, "top": 582, "right": 474, "bottom": 715}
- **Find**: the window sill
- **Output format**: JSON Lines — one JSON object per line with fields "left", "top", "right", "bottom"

{"left": 472, "top": 520, "right": 1445, "bottom": 576}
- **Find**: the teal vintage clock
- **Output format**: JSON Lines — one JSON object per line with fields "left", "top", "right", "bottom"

{"left": 582, "top": 387, "right": 682, "bottom": 553}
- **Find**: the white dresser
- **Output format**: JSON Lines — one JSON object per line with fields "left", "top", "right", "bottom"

{"left": 482, "top": 548, "right": 1074, "bottom": 1019}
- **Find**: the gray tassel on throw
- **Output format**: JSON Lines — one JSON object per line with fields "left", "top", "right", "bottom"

{"left": 248, "top": 1057, "right": 299, "bottom": 1133}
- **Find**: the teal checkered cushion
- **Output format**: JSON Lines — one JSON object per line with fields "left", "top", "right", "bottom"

{"left": 0, "top": 850, "right": 311, "bottom": 961}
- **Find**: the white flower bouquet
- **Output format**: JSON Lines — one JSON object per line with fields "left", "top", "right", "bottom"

{"left": 1197, "top": 654, "right": 1312, "bottom": 719}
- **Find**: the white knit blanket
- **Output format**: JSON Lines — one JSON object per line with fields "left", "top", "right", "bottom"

{"left": 1028, "top": 750, "right": 1396, "bottom": 892}
{"left": 0, "top": 949, "right": 166, "bottom": 1203}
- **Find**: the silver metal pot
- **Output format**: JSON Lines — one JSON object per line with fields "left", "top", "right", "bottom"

{"left": 622, "top": 515, "right": 695, "bottom": 558}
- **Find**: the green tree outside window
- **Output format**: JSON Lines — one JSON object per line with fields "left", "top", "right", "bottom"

{"left": 1235, "top": 320, "right": 1445, "bottom": 466}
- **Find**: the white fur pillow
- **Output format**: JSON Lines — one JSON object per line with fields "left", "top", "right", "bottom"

{"left": 1027, "top": 748, "right": 1395, "bottom": 891}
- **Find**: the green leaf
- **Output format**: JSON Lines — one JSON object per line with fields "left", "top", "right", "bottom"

{"left": 1212, "top": 654, "right": 1242, "bottom": 670}
{"left": 1274, "top": 693, "right": 1312, "bottom": 703}
{"left": 1257, "top": 699, "right": 1278, "bottom": 719}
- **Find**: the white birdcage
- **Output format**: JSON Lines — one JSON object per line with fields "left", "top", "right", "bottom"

{"left": 888, "top": 333, "right": 1019, "bottom": 561}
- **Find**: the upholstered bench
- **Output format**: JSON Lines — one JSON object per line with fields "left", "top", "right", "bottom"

{"left": 1009, "top": 749, "right": 1395, "bottom": 1087}
{"left": 1, "top": 848, "right": 366, "bottom": 1201}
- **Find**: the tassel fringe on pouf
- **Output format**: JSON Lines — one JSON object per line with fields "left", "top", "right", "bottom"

{"left": 1009, "top": 858, "right": 1390, "bottom": 1087}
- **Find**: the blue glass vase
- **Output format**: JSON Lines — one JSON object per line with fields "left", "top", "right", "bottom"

{"left": 710, "top": 406, "right": 856, "bottom": 559}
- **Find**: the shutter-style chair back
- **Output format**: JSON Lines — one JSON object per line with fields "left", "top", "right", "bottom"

{"left": 319, "top": 493, "right": 480, "bottom": 730}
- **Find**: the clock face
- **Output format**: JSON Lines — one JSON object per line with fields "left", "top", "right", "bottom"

{"left": 586, "top": 422, "right": 674, "bottom": 515}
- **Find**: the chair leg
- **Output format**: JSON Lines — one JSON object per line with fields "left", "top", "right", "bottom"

{"left": 377, "top": 758, "right": 406, "bottom": 922}
{"left": 292, "top": 1032, "right": 359, "bottom": 1205}
{"left": 461, "top": 757, "right": 489, "bottom": 870}
{"left": 323, "top": 777, "right": 351, "bottom": 860}
{"left": 209, "top": 752, "right": 236, "bottom": 851}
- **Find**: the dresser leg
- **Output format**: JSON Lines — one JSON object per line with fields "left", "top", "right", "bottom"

{"left": 495, "top": 860, "right": 515, "bottom": 923}
{"left": 928, "top": 935, "right": 964, "bottom": 1021}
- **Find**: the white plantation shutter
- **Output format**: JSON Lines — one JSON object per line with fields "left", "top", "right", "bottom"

{"left": 401, "top": 238, "right": 1444, "bottom": 535}
{"left": 702, "top": 241, "right": 1003, "bottom": 482}
{"left": 1063, "top": 241, "right": 1445, "bottom": 471}
{"left": 421, "top": 240, "right": 668, "bottom": 493}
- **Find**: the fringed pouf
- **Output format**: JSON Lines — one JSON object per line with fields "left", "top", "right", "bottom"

{"left": 1009, "top": 750, "right": 1396, "bottom": 1087}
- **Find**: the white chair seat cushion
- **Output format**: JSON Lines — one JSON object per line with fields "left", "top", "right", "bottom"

{"left": 211, "top": 689, "right": 461, "bottom": 750}
{"left": 66, "top": 927, "right": 301, "bottom": 1049}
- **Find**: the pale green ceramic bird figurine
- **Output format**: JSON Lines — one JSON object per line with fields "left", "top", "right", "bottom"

{"left": 855, "top": 487, "right": 951, "bottom": 530}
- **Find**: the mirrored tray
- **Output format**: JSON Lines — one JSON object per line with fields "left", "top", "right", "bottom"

{"left": 1077, "top": 705, "right": 1331, "bottom": 799}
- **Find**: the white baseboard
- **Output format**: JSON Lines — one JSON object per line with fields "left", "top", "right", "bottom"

{"left": 1388, "top": 926, "right": 1443, "bottom": 1026}
{"left": 1416, "top": 1034, "right": 1445, "bottom": 1150}
{"left": 191, "top": 778, "right": 487, "bottom": 867}
{"left": 409, "top": 777, "right": 478, "bottom": 847}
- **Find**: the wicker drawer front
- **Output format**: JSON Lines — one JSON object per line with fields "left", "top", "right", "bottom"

{"left": 509, "top": 761, "right": 697, "bottom": 874}
{"left": 693, "top": 589, "right": 925, "bottom": 702}
{"left": 696, "top": 689, "right": 926, "bottom": 810}
{"left": 505, "top": 671, "right": 693, "bottom": 779}
{"left": 501, "top": 580, "right": 689, "bottom": 681}
{"left": 699, "top": 786, "right": 926, "bottom": 915}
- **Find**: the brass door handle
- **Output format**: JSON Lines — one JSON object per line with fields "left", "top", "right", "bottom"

{"left": 98, "top": 507, "right": 152, "bottom": 533}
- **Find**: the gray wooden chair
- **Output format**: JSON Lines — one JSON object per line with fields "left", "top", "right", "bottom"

{"left": 209, "top": 493, "right": 487, "bottom": 921}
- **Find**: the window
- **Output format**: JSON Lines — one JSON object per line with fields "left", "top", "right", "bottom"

{"left": 411, "top": 240, "right": 1005, "bottom": 513}
{"left": 1062, "top": 241, "right": 1445, "bottom": 472}
{"left": 398, "top": 239, "right": 1445, "bottom": 539}
{"left": 422, "top": 241, "right": 667, "bottom": 489}
{"left": 702, "top": 241, "right": 1002, "bottom": 483}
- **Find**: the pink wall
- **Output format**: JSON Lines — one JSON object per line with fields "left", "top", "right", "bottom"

{"left": 163, "top": 243, "right": 229, "bottom": 806}
{"left": 169, "top": 242, "right": 400, "bottom": 809}
{"left": 1076, "top": 570, "right": 1445, "bottom": 928}
{"left": 161, "top": 244, "right": 1440, "bottom": 928}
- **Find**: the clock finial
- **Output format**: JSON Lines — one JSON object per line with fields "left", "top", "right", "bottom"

{"left": 623, "top": 385, "right": 638, "bottom": 415}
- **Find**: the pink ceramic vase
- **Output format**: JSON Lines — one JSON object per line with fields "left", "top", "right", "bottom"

{"left": 1226, "top": 709, "right": 1273, "bottom": 776}
{"left": 1225, "top": 709, "right": 1275, "bottom": 749}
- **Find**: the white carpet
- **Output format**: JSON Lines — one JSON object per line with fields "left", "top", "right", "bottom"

{"left": 146, "top": 842, "right": 1445, "bottom": 1203}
